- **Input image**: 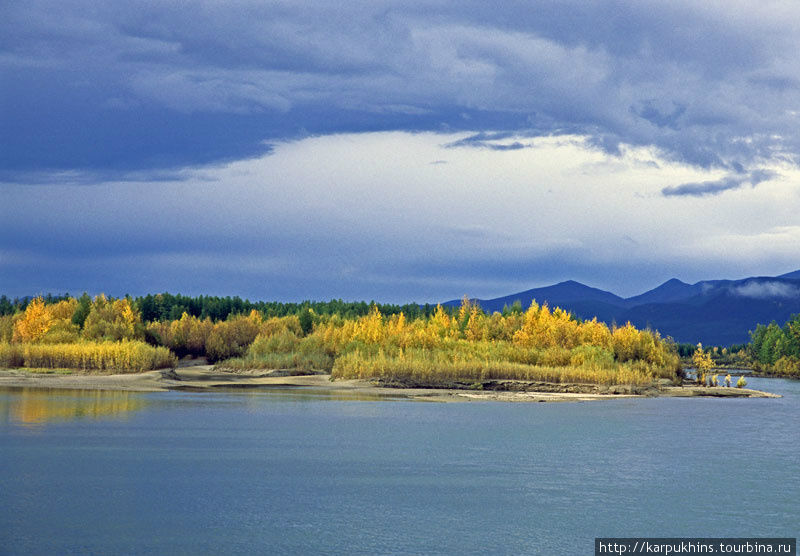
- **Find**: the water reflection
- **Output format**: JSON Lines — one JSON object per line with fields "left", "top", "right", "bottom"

{"left": 207, "top": 386, "right": 414, "bottom": 403}
{"left": 0, "top": 387, "right": 147, "bottom": 426}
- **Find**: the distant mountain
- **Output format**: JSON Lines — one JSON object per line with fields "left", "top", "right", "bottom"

{"left": 620, "top": 287, "right": 800, "bottom": 346}
{"left": 443, "top": 280, "right": 625, "bottom": 314}
{"left": 443, "top": 271, "right": 800, "bottom": 345}
{"left": 622, "top": 278, "right": 702, "bottom": 306}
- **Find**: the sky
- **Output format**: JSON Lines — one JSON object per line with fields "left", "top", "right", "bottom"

{"left": 2, "top": 0, "right": 800, "bottom": 303}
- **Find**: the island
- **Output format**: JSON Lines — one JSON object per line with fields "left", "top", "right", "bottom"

{"left": 0, "top": 294, "right": 782, "bottom": 401}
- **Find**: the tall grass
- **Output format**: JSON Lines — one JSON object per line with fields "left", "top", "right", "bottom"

{"left": 0, "top": 341, "right": 175, "bottom": 372}
{"left": 0, "top": 343, "right": 24, "bottom": 368}
{"left": 219, "top": 352, "right": 334, "bottom": 373}
{"left": 330, "top": 348, "right": 660, "bottom": 386}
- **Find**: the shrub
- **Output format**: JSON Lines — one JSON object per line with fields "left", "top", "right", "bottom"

{"left": 569, "top": 345, "right": 615, "bottom": 369}
{"left": 205, "top": 311, "right": 263, "bottom": 362}
{"left": 82, "top": 296, "right": 143, "bottom": 341}
{"left": 772, "top": 356, "right": 800, "bottom": 378}
{"left": 147, "top": 313, "right": 213, "bottom": 357}
{"left": 3, "top": 341, "right": 175, "bottom": 372}
{"left": 248, "top": 329, "right": 300, "bottom": 357}
{"left": 217, "top": 327, "right": 334, "bottom": 372}
{"left": 0, "top": 343, "right": 24, "bottom": 367}
{"left": 0, "top": 315, "right": 15, "bottom": 343}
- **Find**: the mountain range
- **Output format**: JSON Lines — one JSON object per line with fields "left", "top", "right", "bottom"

{"left": 443, "top": 270, "right": 800, "bottom": 346}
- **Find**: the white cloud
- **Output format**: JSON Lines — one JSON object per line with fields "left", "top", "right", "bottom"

{"left": 733, "top": 281, "right": 800, "bottom": 299}
{"left": 3, "top": 130, "right": 798, "bottom": 299}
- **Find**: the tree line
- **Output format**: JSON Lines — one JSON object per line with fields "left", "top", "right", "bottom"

{"left": 747, "top": 315, "right": 800, "bottom": 377}
{"left": 0, "top": 293, "right": 445, "bottom": 322}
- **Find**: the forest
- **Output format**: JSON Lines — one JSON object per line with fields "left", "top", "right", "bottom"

{"left": 0, "top": 293, "right": 683, "bottom": 386}
{"left": 0, "top": 293, "right": 438, "bottom": 321}
{"left": 747, "top": 315, "right": 800, "bottom": 378}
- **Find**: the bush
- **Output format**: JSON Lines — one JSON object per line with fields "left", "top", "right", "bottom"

{"left": 205, "top": 311, "right": 263, "bottom": 362}
{"left": 0, "top": 315, "right": 16, "bottom": 343}
{"left": 146, "top": 313, "right": 213, "bottom": 357}
{"left": 12, "top": 341, "right": 175, "bottom": 372}
{"left": 569, "top": 345, "right": 615, "bottom": 369}
{"left": 0, "top": 343, "right": 24, "bottom": 367}
{"left": 82, "top": 296, "right": 143, "bottom": 341}
{"left": 217, "top": 327, "right": 334, "bottom": 373}
{"left": 248, "top": 329, "right": 300, "bottom": 357}
{"left": 772, "top": 356, "right": 800, "bottom": 378}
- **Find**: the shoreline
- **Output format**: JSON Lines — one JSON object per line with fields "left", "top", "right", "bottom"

{"left": 0, "top": 366, "right": 781, "bottom": 402}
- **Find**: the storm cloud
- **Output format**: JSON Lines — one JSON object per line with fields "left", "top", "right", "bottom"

{"left": 3, "top": 1, "right": 800, "bottom": 176}
{"left": 3, "top": 2, "right": 800, "bottom": 302}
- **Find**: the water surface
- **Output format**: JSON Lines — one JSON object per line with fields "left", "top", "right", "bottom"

{"left": 1, "top": 376, "right": 797, "bottom": 554}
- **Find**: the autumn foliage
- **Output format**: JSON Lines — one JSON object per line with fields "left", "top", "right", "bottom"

{"left": 3, "top": 295, "right": 172, "bottom": 371}
{"left": 226, "top": 299, "right": 680, "bottom": 385}
{"left": 1, "top": 294, "right": 680, "bottom": 384}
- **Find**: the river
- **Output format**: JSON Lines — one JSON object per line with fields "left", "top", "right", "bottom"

{"left": 1, "top": 375, "right": 797, "bottom": 554}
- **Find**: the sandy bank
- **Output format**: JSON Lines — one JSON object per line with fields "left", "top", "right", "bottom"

{"left": 0, "top": 367, "right": 781, "bottom": 402}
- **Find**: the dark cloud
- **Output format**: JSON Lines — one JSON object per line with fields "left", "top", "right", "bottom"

{"left": 3, "top": 1, "right": 800, "bottom": 176}
{"left": 445, "top": 132, "right": 532, "bottom": 150}
{"left": 661, "top": 170, "right": 778, "bottom": 197}
{"left": 3, "top": 1, "right": 800, "bottom": 302}
{"left": 662, "top": 177, "right": 745, "bottom": 197}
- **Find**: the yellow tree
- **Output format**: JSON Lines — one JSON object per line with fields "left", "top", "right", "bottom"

{"left": 465, "top": 306, "right": 487, "bottom": 342}
{"left": 357, "top": 305, "right": 384, "bottom": 344}
{"left": 429, "top": 304, "right": 452, "bottom": 341}
{"left": 512, "top": 301, "right": 542, "bottom": 348}
{"left": 692, "top": 344, "right": 714, "bottom": 386}
{"left": 551, "top": 307, "right": 579, "bottom": 349}
{"left": 457, "top": 296, "right": 471, "bottom": 324}
{"left": 49, "top": 298, "right": 78, "bottom": 321}
{"left": 612, "top": 323, "right": 642, "bottom": 362}
{"left": 12, "top": 297, "right": 53, "bottom": 343}
{"left": 83, "top": 295, "right": 143, "bottom": 341}
{"left": 579, "top": 318, "right": 612, "bottom": 349}
{"left": 389, "top": 312, "right": 408, "bottom": 347}
{"left": 114, "top": 299, "right": 138, "bottom": 339}
{"left": 41, "top": 298, "right": 80, "bottom": 343}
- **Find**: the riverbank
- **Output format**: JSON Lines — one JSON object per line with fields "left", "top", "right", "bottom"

{"left": 0, "top": 366, "right": 781, "bottom": 402}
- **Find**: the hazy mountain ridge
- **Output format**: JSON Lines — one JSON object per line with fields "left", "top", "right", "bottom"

{"left": 443, "top": 272, "right": 800, "bottom": 345}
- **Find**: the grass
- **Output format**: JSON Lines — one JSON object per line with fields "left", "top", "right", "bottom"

{"left": 9, "top": 367, "right": 75, "bottom": 375}
{"left": 330, "top": 348, "right": 662, "bottom": 386}
{"left": 216, "top": 351, "right": 333, "bottom": 373}
{"left": 0, "top": 341, "right": 176, "bottom": 372}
